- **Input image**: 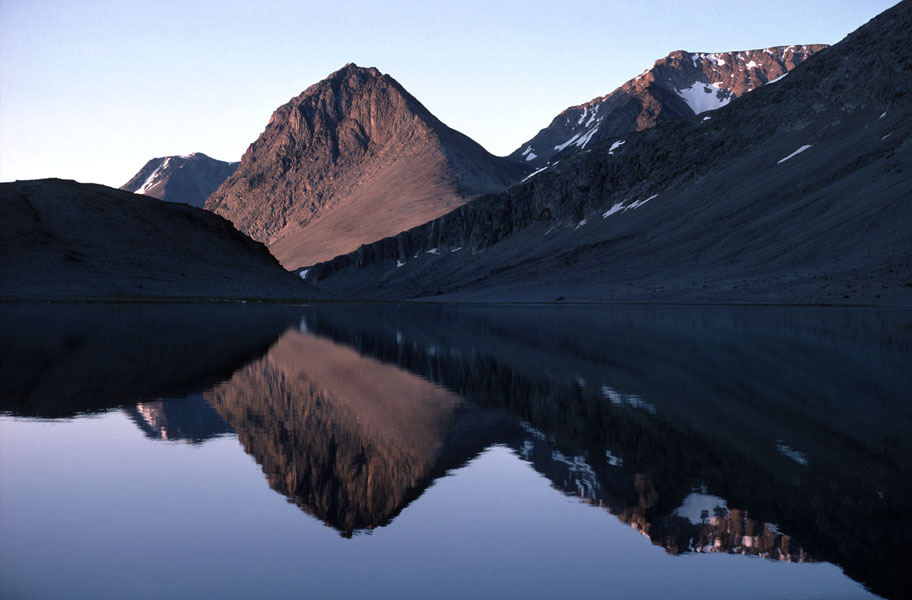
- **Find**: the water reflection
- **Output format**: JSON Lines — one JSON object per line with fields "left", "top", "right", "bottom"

{"left": 1, "top": 303, "right": 909, "bottom": 599}
{"left": 125, "top": 394, "right": 233, "bottom": 443}
{"left": 0, "top": 303, "right": 299, "bottom": 417}
{"left": 295, "top": 304, "right": 911, "bottom": 598}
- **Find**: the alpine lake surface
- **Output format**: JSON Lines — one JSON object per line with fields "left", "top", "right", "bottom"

{"left": 1, "top": 302, "right": 909, "bottom": 600}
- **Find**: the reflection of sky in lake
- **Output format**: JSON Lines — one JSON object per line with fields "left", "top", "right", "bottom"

{"left": 0, "top": 412, "right": 877, "bottom": 600}
{"left": 2, "top": 302, "right": 909, "bottom": 600}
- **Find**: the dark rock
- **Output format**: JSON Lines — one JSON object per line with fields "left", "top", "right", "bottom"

{"left": 0, "top": 179, "right": 318, "bottom": 300}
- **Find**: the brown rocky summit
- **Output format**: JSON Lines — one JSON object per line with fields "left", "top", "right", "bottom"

{"left": 206, "top": 63, "right": 524, "bottom": 269}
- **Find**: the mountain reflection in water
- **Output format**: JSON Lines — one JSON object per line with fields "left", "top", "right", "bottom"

{"left": 1, "top": 303, "right": 909, "bottom": 599}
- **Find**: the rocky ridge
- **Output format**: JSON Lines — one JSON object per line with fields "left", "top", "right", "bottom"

{"left": 510, "top": 45, "right": 827, "bottom": 169}
{"left": 0, "top": 179, "right": 316, "bottom": 300}
{"left": 306, "top": 1, "right": 911, "bottom": 306}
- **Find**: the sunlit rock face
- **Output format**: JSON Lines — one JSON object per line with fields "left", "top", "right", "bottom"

{"left": 204, "top": 329, "right": 466, "bottom": 535}
{"left": 206, "top": 63, "right": 524, "bottom": 269}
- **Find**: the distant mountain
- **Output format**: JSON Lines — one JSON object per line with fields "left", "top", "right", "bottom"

{"left": 0, "top": 179, "right": 317, "bottom": 300}
{"left": 305, "top": 1, "right": 912, "bottom": 307}
{"left": 121, "top": 152, "right": 238, "bottom": 208}
{"left": 511, "top": 45, "right": 827, "bottom": 169}
{"left": 206, "top": 63, "right": 525, "bottom": 269}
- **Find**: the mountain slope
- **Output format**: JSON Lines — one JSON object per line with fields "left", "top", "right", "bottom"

{"left": 0, "top": 179, "right": 317, "bottom": 300}
{"left": 121, "top": 152, "right": 238, "bottom": 208}
{"left": 511, "top": 45, "right": 827, "bottom": 169}
{"left": 305, "top": 1, "right": 912, "bottom": 306}
{"left": 206, "top": 64, "right": 525, "bottom": 269}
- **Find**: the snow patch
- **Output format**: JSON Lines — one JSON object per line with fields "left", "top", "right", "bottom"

{"left": 879, "top": 112, "right": 887, "bottom": 119}
{"left": 674, "top": 493, "right": 729, "bottom": 524}
{"left": 525, "top": 152, "right": 538, "bottom": 162}
{"left": 575, "top": 127, "right": 599, "bottom": 150}
{"left": 602, "top": 202, "right": 624, "bottom": 218}
{"left": 396, "top": 259, "right": 405, "bottom": 268}
{"left": 777, "top": 144, "right": 812, "bottom": 164}
{"left": 675, "top": 81, "right": 733, "bottom": 115}
{"left": 745, "top": 60, "right": 759, "bottom": 69}
{"left": 629, "top": 194, "right": 658, "bottom": 210}
{"left": 881, "top": 133, "right": 891, "bottom": 141}
{"left": 522, "top": 165, "right": 550, "bottom": 182}
{"left": 577, "top": 107, "right": 588, "bottom": 125}
{"left": 554, "top": 134, "right": 581, "bottom": 152}
{"left": 603, "top": 193, "right": 658, "bottom": 217}
{"left": 426, "top": 248, "right": 440, "bottom": 255}
{"left": 575, "top": 219, "right": 588, "bottom": 230}
{"left": 450, "top": 246, "right": 462, "bottom": 253}
{"left": 135, "top": 159, "right": 170, "bottom": 195}
{"left": 521, "top": 146, "right": 532, "bottom": 156}
{"left": 767, "top": 72, "right": 789, "bottom": 85}
{"left": 299, "top": 269, "right": 309, "bottom": 280}
{"left": 776, "top": 441, "right": 808, "bottom": 465}
{"left": 608, "top": 140, "right": 625, "bottom": 154}
{"left": 585, "top": 105, "right": 600, "bottom": 127}
{"left": 601, "top": 384, "right": 656, "bottom": 414}
{"left": 605, "top": 450, "right": 623, "bottom": 467}
{"left": 703, "top": 116, "right": 712, "bottom": 121}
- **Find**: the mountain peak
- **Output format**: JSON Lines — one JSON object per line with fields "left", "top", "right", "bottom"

{"left": 206, "top": 65, "right": 523, "bottom": 269}
{"left": 511, "top": 44, "right": 827, "bottom": 168}
{"left": 333, "top": 62, "right": 383, "bottom": 78}
{"left": 121, "top": 153, "right": 238, "bottom": 208}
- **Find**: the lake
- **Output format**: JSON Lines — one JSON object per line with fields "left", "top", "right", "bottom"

{"left": 1, "top": 303, "right": 909, "bottom": 599}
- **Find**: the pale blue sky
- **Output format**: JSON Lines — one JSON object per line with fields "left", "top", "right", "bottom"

{"left": 0, "top": 0, "right": 898, "bottom": 187}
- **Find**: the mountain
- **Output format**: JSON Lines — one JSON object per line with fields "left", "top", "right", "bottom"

{"left": 121, "top": 152, "right": 238, "bottom": 208}
{"left": 305, "top": 1, "right": 912, "bottom": 307}
{"left": 510, "top": 45, "right": 827, "bottom": 169}
{"left": 0, "top": 179, "right": 318, "bottom": 300}
{"left": 206, "top": 63, "right": 526, "bottom": 269}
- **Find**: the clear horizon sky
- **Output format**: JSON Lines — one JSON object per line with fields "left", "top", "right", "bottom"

{"left": 0, "top": 0, "right": 899, "bottom": 188}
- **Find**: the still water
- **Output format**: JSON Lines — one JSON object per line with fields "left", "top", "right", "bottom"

{"left": 1, "top": 303, "right": 909, "bottom": 599}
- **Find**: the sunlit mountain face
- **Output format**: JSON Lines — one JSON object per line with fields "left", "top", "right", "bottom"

{"left": 2, "top": 303, "right": 908, "bottom": 599}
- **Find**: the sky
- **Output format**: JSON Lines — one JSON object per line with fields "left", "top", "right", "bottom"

{"left": 0, "top": 0, "right": 899, "bottom": 188}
